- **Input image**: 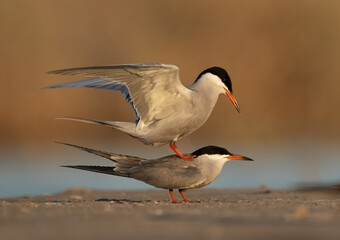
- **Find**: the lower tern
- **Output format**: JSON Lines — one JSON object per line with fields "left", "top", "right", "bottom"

{"left": 60, "top": 143, "right": 253, "bottom": 203}
{"left": 43, "top": 63, "right": 241, "bottom": 160}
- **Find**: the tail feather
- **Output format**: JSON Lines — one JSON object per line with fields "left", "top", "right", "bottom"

{"left": 56, "top": 117, "right": 140, "bottom": 140}
{"left": 62, "top": 165, "right": 129, "bottom": 177}
{"left": 55, "top": 117, "right": 129, "bottom": 128}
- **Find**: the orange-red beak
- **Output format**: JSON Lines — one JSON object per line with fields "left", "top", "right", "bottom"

{"left": 224, "top": 88, "right": 241, "bottom": 113}
{"left": 225, "top": 154, "right": 253, "bottom": 161}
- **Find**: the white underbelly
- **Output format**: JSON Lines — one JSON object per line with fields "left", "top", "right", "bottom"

{"left": 137, "top": 114, "right": 209, "bottom": 145}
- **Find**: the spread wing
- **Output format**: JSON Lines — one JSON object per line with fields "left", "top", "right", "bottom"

{"left": 43, "top": 63, "right": 189, "bottom": 126}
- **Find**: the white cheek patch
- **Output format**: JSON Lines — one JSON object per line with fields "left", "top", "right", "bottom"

{"left": 199, "top": 154, "right": 229, "bottom": 168}
{"left": 202, "top": 73, "right": 225, "bottom": 87}
{"left": 208, "top": 154, "right": 229, "bottom": 163}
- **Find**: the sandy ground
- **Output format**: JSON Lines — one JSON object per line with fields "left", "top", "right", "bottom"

{"left": 1, "top": 187, "right": 340, "bottom": 240}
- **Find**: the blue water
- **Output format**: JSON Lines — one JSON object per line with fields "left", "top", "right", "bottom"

{"left": 0, "top": 141, "right": 339, "bottom": 197}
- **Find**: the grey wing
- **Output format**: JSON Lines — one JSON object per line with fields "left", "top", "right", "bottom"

{"left": 59, "top": 142, "right": 145, "bottom": 177}
{"left": 57, "top": 142, "right": 144, "bottom": 163}
{"left": 43, "top": 63, "right": 188, "bottom": 126}
{"left": 129, "top": 157, "right": 204, "bottom": 189}
{"left": 63, "top": 151, "right": 149, "bottom": 179}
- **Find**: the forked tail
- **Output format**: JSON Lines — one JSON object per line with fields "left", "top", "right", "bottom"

{"left": 62, "top": 165, "right": 126, "bottom": 176}
{"left": 57, "top": 117, "right": 139, "bottom": 139}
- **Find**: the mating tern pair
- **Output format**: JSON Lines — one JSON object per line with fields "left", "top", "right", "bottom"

{"left": 43, "top": 63, "right": 240, "bottom": 160}
{"left": 44, "top": 63, "right": 251, "bottom": 203}
{"left": 61, "top": 143, "right": 253, "bottom": 203}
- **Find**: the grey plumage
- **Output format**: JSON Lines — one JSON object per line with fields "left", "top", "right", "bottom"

{"left": 61, "top": 143, "right": 203, "bottom": 189}
{"left": 60, "top": 142, "right": 253, "bottom": 191}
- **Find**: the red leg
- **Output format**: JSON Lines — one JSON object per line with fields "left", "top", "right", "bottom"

{"left": 179, "top": 189, "right": 197, "bottom": 203}
{"left": 169, "top": 189, "right": 181, "bottom": 203}
{"left": 169, "top": 141, "right": 195, "bottom": 161}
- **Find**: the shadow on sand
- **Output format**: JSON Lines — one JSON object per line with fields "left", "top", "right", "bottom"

{"left": 95, "top": 198, "right": 153, "bottom": 204}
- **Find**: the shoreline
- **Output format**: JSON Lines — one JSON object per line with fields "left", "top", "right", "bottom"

{"left": 1, "top": 187, "right": 340, "bottom": 240}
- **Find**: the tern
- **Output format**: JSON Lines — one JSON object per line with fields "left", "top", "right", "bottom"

{"left": 43, "top": 63, "right": 241, "bottom": 160}
{"left": 60, "top": 142, "right": 253, "bottom": 203}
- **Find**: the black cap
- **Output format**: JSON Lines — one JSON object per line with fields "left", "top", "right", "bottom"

{"left": 191, "top": 146, "right": 231, "bottom": 156}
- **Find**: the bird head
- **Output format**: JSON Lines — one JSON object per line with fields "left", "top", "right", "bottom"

{"left": 191, "top": 146, "right": 253, "bottom": 162}
{"left": 195, "top": 67, "right": 241, "bottom": 113}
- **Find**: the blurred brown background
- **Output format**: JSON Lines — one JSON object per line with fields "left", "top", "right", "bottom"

{"left": 1, "top": 0, "right": 339, "bottom": 150}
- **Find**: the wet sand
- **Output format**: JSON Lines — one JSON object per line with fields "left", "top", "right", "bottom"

{"left": 1, "top": 187, "right": 340, "bottom": 240}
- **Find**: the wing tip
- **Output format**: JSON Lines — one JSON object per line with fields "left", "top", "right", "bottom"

{"left": 61, "top": 165, "right": 78, "bottom": 169}
{"left": 47, "top": 69, "right": 70, "bottom": 75}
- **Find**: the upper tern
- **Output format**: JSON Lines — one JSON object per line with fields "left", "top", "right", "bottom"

{"left": 60, "top": 143, "right": 253, "bottom": 203}
{"left": 43, "top": 63, "right": 240, "bottom": 160}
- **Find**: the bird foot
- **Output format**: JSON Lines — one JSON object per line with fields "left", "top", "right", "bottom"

{"left": 169, "top": 142, "right": 195, "bottom": 161}
{"left": 180, "top": 155, "right": 196, "bottom": 161}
